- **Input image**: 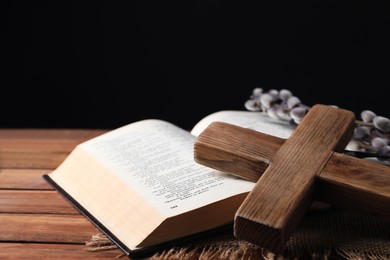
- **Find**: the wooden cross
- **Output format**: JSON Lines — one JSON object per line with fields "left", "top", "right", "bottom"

{"left": 194, "top": 104, "right": 390, "bottom": 253}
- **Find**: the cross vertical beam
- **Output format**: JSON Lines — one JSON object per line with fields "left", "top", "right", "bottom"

{"left": 234, "top": 105, "right": 355, "bottom": 252}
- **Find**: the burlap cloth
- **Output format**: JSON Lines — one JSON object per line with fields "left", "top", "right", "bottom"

{"left": 87, "top": 205, "right": 390, "bottom": 259}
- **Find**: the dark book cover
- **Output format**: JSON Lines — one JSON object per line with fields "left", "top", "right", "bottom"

{"left": 43, "top": 174, "right": 233, "bottom": 259}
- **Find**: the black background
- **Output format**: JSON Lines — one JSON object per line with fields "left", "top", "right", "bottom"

{"left": 1, "top": 1, "right": 389, "bottom": 130}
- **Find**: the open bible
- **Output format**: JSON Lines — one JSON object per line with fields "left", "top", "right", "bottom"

{"left": 44, "top": 110, "right": 295, "bottom": 258}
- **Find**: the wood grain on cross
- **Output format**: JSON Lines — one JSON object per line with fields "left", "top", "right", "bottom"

{"left": 194, "top": 104, "right": 390, "bottom": 253}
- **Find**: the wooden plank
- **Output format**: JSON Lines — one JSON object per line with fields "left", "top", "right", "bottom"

{"left": 0, "top": 243, "right": 123, "bottom": 259}
{"left": 318, "top": 152, "right": 390, "bottom": 219}
{"left": 194, "top": 121, "right": 284, "bottom": 182}
{"left": 195, "top": 122, "right": 390, "bottom": 221}
{"left": 0, "top": 129, "right": 107, "bottom": 141}
{"left": 0, "top": 214, "right": 100, "bottom": 244}
{"left": 234, "top": 105, "right": 355, "bottom": 252}
{"left": 0, "top": 190, "right": 79, "bottom": 214}
{"left": 0, "top": 169, "right": 52, "bottom": 190}
{"left": 0, "top": 129, "right": 107, "bottom": 169}
{"left": 0, "top": 150, "right": 69, "bottom": 169}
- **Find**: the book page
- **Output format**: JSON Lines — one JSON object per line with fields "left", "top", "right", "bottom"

{"left": 80, "top": 119, "right": 254, "bottom": 216}
{"left": 191, "top": 110, "right": 295, "bottom": 138}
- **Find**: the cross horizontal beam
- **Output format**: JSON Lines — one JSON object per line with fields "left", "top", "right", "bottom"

{"left": 194, "top": 105, "right": 390, "bottom": 252}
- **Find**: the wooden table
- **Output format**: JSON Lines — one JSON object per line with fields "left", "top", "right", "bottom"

{"left": 2, "top": 129, "right": 389, "bottom": 260}
{"left": 0, "top": 129, "right": 126, "bottom": 259}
